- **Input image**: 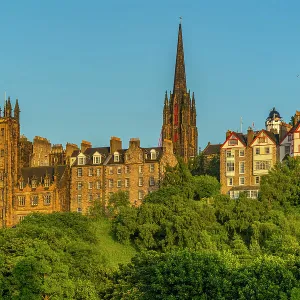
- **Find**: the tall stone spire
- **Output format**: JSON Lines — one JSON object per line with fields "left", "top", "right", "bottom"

{"left": 173, "top": 23, "right": 187, "bottom": 94}
{"left": 162, "top": 23, "right": 198, "bottom": 163}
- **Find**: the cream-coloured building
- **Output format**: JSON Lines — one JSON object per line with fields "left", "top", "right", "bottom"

{"left": 220, "top": 128, "right": 279, "bottom": 199}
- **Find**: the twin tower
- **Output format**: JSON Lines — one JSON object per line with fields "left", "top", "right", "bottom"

{"left": 161, "top": 23, "right": 198, "bottom": 162}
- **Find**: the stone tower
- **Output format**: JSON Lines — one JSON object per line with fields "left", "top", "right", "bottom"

{"left": 161, "top": 23, "right": 198, "bottom": 162}
{"left": 0, "top": 97, "right": 20, "bottom": 227}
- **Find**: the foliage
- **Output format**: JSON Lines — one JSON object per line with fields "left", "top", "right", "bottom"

{"left": 0, "top": 212, "right": 134, "bottom": 299}
{"left": 260, "top": 156, "right": 300, "bottom": 206}
{"left": 189, "top": 152, "right": 220, "bottom": 181}
{"left": 104, "top": 250, "right": 300, "bottom": 300}
{"left": 193, "top": 175, "right": 221, "bottom": 200}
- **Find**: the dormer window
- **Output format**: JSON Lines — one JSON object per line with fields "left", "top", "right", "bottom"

{"left": 78, "top": 153, "right": 86, "bottom": 165}
{"left": 19, "top": 181, "right": 24, "bottom": 190}
{"left": 114, "top": 152, "right": 120, "bottom": 162}
{"left": 31, "top": 178, "right": 37, "bottom": 188}
{"left": 150, "top": 149, "right": 157, "bottom": 160}
{"left": 44, "top": 177, "right": 50, "bottom": 188}
{"left": 93, "top": 154, "right": 101, "bottom": 164}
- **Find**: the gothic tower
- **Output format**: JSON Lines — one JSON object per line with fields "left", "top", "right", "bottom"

{"left": 0, "top": 97, "right": 20, "bottom": 227}
{"left": 162, "top": 23, "right": 198, "bottom": 162}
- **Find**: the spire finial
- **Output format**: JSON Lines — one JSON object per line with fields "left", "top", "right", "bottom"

{"left": 179, "top": 16, "right": 182, "bottom": 24}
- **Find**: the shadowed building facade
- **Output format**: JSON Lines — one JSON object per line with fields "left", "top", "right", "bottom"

{"left": 162, "top": 23, "right": 198, "bottom": 162}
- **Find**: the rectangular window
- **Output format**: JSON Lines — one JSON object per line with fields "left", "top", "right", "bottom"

{"left": 77, "top": 207, "right": 82, "bottom": 213}
{"left": 44, "top": 194, "right": 51, "bottom": 205}
{"left": 227, "top": 177, "right": 233, "bottom": 186}
{"left": 138, "top": 177, "right": 143, "bottom": 187}
{"left": 258, "top": 137, "right": 266, "bottom": 143}
{"left": 31, "top": 195, "right": 38, "bottom": 206}
{"left": 226, "top": 162, "right": 234, "bottom": 172}
{"left": 138, "top": 190, "right": 144, "bottom": 200}
{"left": 96, "top": 181, "right": 101, "bottom": 189}
{"left": 285, "top": 145, "right": 290, "bottom": 155}
{"left": 239, "top": 177, "right": 245, "bottom": 185}
{"left": 125, "top": 178, "right": 130, "bottom": 188}
{"left": 88, "top": 194, "right": 93, "bottom": 202}
{"left": 19, "top": 181, "right": 24, "bottom": 190}
{"left": 150, "top": 164, "right": 155, "bottom": 172}
{"left": 96, "top": 168, "right": 101, "bottom": 176}
{"left": 255, "top": 176, "right": 260, "bottom": 184}
{"left": 117, "top": 180, "right": 122, "bottom": 188}
{"left": 19, "top": 215, "right": 25, "bottom": 222}
{"left": 125, "top": 165, "right": 130, "bottom": 174}
{"left": 117, "top": 167, "right": 122, "bottom": 174}
{"left": 265, "top": 147, "right": 270, "bottom": 154}
{"left": 108, "top": 179, "right": 113, "bottom": 188}
{"left": 18, "top": 196, "right": 25, "bottom": 206}
{"left": 250, "top": 190, "right": 258, "bottom": 198}
{"left": 77, "top": 182, "right": 82, "bottom": 190}
{"left": 88, "top": 182, "right": 93, "bottom": 190}
{"left": 77, "top": 194, "right": 82, "bottom": 204}
{"left": 149, "top": 177, "right": 155, "bottom": 186}
{"left": 255, "top": 148, "right": 260, "bottom": 155}
{"left": 88, "top": 168, "right": 93, "bottom": 176}
{"left": 1, "top": 128, "right": 4, "bottom": 136}
{"left": 139, "top": 165, "right": 143, "bottom": 174}
{"left": 0, "top": 149, "right": 4, "bottom": 157}
{"left": 78, "top": 157, "right": 85, "bottom": 165}
{"left": 77, "top": 168, "right": 82, "bottom": 177}
{"left": 239, "top": 162, "right": 245, "bottom": 174}
{"left": 93, "top": 156, "right": 101, "bottom": 164}
{"left": 109, "top": 167, "right": 113, "bottom": 175}
{"left": 239, "top": 149, "right": 245, "bottom": 157}
{"left": 228, "top": 139, "right": 238, "bottom": 146}
{"left": 226, "top": 150, "right": 233, "bottom": 158}
{"left": 96, "top": 193, "right": 100, "bottom": 200}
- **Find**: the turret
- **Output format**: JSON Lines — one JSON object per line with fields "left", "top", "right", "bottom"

{"left": 14, "top": 99, "right": 20, "bottom": 122}
{"left": 6, "top": 97, "right": 12, "bottom": 118}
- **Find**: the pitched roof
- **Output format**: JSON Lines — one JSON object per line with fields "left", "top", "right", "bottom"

{"left": 21, "top": 165, "right": 66, "bottom": 184}
{"left": 202, "top": 143, "right": 221, "bottom": 156}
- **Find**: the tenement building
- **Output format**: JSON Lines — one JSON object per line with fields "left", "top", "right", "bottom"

{"left": 0, "top": 97, "right": 177, "bottom": 227}
{"left": 70, "top": 137, "right": 177, "bottom": 214}
{"left": 220, "top": 108, "right": 290, "bottom": 199}
{"left": 162, "top": 23, "right": 198, "bottom": 162}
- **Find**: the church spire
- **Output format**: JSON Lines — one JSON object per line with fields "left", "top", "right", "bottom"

{"left": 173, "top": 23, "right": 187, "bottom": 94}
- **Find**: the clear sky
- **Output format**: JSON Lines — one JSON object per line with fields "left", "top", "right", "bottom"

{"left": 1, "top": 0, "right": 300, "bottom": 150}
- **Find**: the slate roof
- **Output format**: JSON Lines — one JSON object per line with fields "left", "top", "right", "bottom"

{"left": 21, "top": 165, "right": 66, "bottom": 184}
{"left": 71, "top": 146, "right": 163, "bottom": 166}
{"left": 202, "top": 143, "right": 221, "bottom": 156}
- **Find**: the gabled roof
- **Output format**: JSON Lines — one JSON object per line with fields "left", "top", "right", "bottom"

{"left": 250, "top": 129, "right": 279, "bottom": 146}
{"left": 280, "top": 121, "right": 300, "bottom": 145}
{"left": 221, "top": 131, "right": 247, "bottom": 148}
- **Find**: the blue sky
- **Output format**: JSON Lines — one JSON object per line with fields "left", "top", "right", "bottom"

{"left": 1, "top": 1, "right": 300, "bottom": 149}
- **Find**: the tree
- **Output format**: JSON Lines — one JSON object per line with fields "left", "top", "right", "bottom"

{"left": 260, "top": 157, "right": 300, "bottom": 206}
{"left": 193, "top": 175, "right": 220, "bottom": 200}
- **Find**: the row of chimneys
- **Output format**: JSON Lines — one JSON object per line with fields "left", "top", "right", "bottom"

{"left": 80, "top": 137, "right": 173, "bottom": 154}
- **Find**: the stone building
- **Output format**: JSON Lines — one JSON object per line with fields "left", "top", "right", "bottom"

{"left": 220, "top": 128, "right": 279, "bottom": 199}
{"left": 70, "top": 137, "right": 177, "bottom": 214}
{"left": 0, "top": 97, "right": 71, "bottom": 227}
{"left": 162, "top": 23, "right": 198, "bottom": 162}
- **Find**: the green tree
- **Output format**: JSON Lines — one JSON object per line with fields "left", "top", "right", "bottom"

{"left": 260, "top": 156, "right": 300, "bottom": 206}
